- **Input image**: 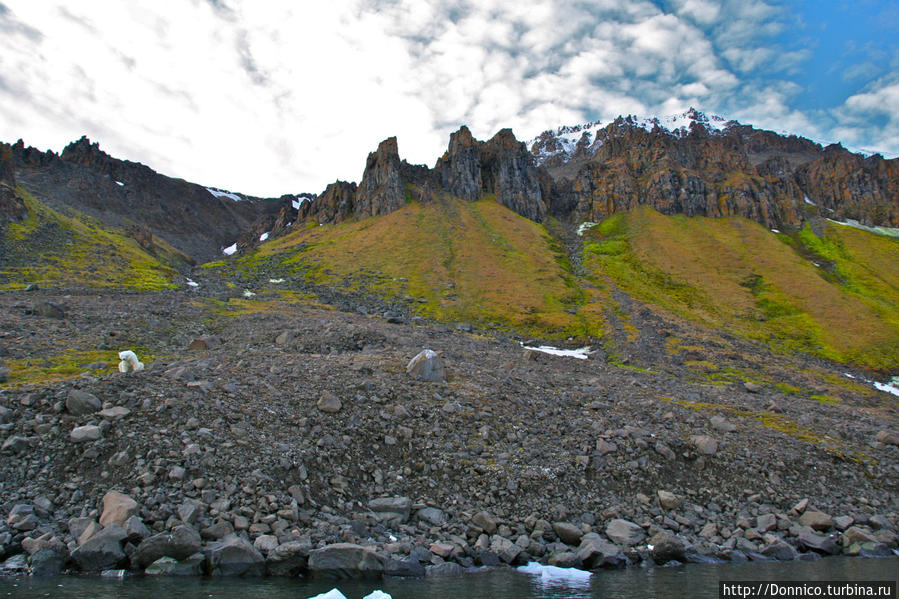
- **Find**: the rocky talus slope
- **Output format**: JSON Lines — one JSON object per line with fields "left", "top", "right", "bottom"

{"left": 0, "top": 287, "right": 896, "bottom": 578}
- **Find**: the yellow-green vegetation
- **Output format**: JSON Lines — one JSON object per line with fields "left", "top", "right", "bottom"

{"left": 1, "top": 348, "right": 156, "bottom": 388}
{"left": 583, "top": 207, "right": 899, "bottom": 370}
{"left": 0, "top": 189, "right": 179, "bottom": 290}
{"left": 231, "top": 195, "right": 605, "bottom": 340}
{"left": 658, "top": 396, "right": 872, "bottom": 463}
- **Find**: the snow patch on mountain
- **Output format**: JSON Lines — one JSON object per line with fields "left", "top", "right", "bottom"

{"left": 529, "top": 109, "right": 734, "bottom": 165}
{"left": 207, "top": 187, "right": 244, "bottom": 202}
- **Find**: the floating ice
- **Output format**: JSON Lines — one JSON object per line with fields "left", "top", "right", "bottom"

{"left": 222, "top": 243, "right": 237, "bottom": 256}
{"left": 522, "top": 344, "right": 591, "bottom": 359}
{"left": 260, "top": 232, "right": 270, "bottom": 242}
{"left": 307, "top": 590, "right": 347, "bottom": 599}
{"left": 518, "top": 562, "right": 591, "bottom": 588}
{"left": 363, "top": 592, "right": 392, "bottom": 599}
{"left": 207, "top": 187, "right": 243, "bottom": 202}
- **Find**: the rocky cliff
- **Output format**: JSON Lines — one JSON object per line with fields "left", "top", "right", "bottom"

{"left": 302, "top": 126, "right": 545, "bottom": 226}
{"left": 532, "top": 111, "right": 898, "bottom": 229}
{"left": 0, "top": 144, "right": 26, "bottom": 224}
{"left": 8, "top": 137, "right": 294, "bottom": 263}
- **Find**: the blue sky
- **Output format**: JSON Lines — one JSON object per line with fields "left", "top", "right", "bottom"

{"left": 0, "top": 0, "right": 896, "bottom": 196}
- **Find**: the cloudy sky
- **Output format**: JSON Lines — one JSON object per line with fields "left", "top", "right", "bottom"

{"left": 1, "top": 1, "right": 896, "bottom": 197}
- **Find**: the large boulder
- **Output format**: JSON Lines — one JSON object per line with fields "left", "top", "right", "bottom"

{"left": 648, "top": 531, "right": 686, "bottom": 564}
{"left": 406, "top": 350, "right": 445, "bottom": 382}
{"left": 265, "top": 540, "right": 311, "bottom": 577}
{"left": 131, "top": 524, "right": 203, "bottom": 569}
{"left": 308, "top": 543, "right": 385, "bottom": 579}
{"left": 577, "top": 533, "right": 625, "bottom": 569}
{"left": 368, "top": 496, "right": 412, "bottom": 525}
{"left": 66, "top": 390, "right": 101, "bottom": 415}
{"left": 605, "top": 519, "right": 645, "bottom": 546}
{"left": 70, "top": 524, "right": 127, "bottom": 571}
{"left": 99, "top": 491, "right": 139, "bottom": 527}
{"left": 204, "top": 534, "right": 265, "bottom": 577}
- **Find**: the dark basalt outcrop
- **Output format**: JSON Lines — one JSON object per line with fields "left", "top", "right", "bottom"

{"left": 8, "top": 137, "right": 292, "bottom": 263}
{"left": 534, "top": 112, "right": 898, "bottom": 230}
{"left": 0, "top": 144, "right": 27, "bottom": 224}
{"left": 302, "top": 126, "right": 545, "bottom": 226}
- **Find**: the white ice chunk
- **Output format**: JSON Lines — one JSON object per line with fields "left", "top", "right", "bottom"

{"left": 521, "top": 344, "right": 591, "bottom": 359}
{"left": 222, "top": 243, "right": 238, "bottom": 256}
{"left": 260, "top": 232, "right": 270, "bottom": 242}
{"left": 803, "top": 195, "right": 815, "bottom": 205}
{"left": 771, "top": 229, "right": 780, "bottom": 233}
{"left": 518, "top": 562, "right": 591, "bottom": 588}
{"left": 243, "top": 289, "right": 256, "bottom": 298}
{"left": 186, "top": 278, "right": 199, "bottom": 288}
{"left": 362, "top": 592, "right": 392, "bottom": 599}
{"left": 207, "top": 187, "right": 243, "bottom": 202}
{"left": 268, "top": 278, "right": 285, "bottom": 283}
{"left": 844, "top": 373, "right": 855, "bottom": 379}
{"left": 115, "top": 181, "right": 125, "bottom": 186}
{"left": 308, "top": 590, "right": 348, "bottom": 599}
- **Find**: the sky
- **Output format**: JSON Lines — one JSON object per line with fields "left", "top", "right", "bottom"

{"left": 0, "top": 0, "right": 897, "bottom": 197}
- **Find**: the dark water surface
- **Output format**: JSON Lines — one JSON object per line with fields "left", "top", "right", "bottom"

{"left": 1, "top": 557, "right": 896, "bottom": 598}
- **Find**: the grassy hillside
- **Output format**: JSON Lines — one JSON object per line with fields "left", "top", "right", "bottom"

{"left": 0, "top": 188, "right": 181, "bottom": 290}
{"left": 225, "top": 194, "right": 604, "bottom": 340}
{"left": 582, "top": 207, "right": 899, "bottom": 370}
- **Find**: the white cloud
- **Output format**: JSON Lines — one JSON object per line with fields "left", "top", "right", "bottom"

{"left": 0, "top": 0, "right": 893, "bottom": 197}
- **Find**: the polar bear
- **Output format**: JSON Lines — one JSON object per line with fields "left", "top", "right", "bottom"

{"left": 118, "top": 350, "right": 145, "bottom": 373}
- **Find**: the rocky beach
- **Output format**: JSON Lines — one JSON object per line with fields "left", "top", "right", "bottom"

{"left": 1, "top": 286, "right": 896, "bottom": 580}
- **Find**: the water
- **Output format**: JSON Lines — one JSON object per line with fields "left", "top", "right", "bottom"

{"left": 1, "top": 557, "right": 896, "bottom": 598}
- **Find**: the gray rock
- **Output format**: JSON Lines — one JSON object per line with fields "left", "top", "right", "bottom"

{"left": 689, "top": 435, "right": 718, "bottom": 455}
{"left": 201, "top": 520, "right": 235, "bottom": 540}
{"left": 308, "top": 543, "right": 384, "bottom": 579}
{"left": 833, "top": 516, "right": 854, "bottom": 531}
{"left": 0, "top": 405, "right": 12, "bottom": 423}
{"left": 132, "top": 525, "right": 203, "bottom": 569}
{"left": 98, "top": 406, "right": 130, "bottom": 419}
{"left": 124, "top": 516, "right": 151, "bottom": 542}
{"left": 548, "top": 551, "right": 581, "bottom": 568}
{"left": 842, "top": 526, "right": 877, "bottom": 546}
{"left": 99, "top": 491, "right": 139, "bottom": 527}
{"left": 710, "top": 415, "right": 737, "bottom": 433}
{"left": 605, "top": 519, "right": 645, "bottom": 546}
{"left": 406, "top": 349, "right": 445, "bottom": 382}
{"left": 761, "top": 540, "right": 798, "bottom": 561}
{"left": 317, "top": 391, "right": 342, "bottom": 414}
{"left": 384, "top": 557, "right": 426, "bottom": 577}
{"left": 205, "top": 534, "right": 265, "bottom": 577}
{"left": 875, "top": 430, "right": 899, "bottom": 446}
{"left": 756, "top": 513, "right": 777, "bottom": 532}
{"left": 649, "top": 531, "right": 686, "bottom": 564}
{"left": 489, "top": 535, "right": 522, "bottom": 564}
{"left": 416, "top": 507, "right": 446, "bottom": 527}
{"left": 70, "top": 425, "right": 101, "bottom": 443}
{"left": 472, "top": 511, "right": 498, "bottom": 534}
{"left": 265, "top": 541, "right": 311, "bottom": 577}
{"left": 797, "top": 531, "right": 840, "bottom": 555}
{"left": 71, "top": 524, "right": 127, "bottom": 571}
{"left": 33, "top": 302, "right": 65, "bottom": 319}
{"left": 253, "top": 535, "right": 279, "bottom": 553}
{"left": 145, "top": 553, "right": 205, "bottom": 576}
{"left": 577, "top": 533, "right": 625, "bottom": 569}
{"left": 29, "top": 547, "right": 67, "bottom": 576}
{"left": 369, "top": 496, "right": 412, "bottom": 524}
{"left": 429, "top": 542, "right": 454, "bottom": 558}
{"left": 799, "top": 511, "right": 833, "bottom": 531}
{"left": 1, "top": 436, "right": 29, "bottom": 454}
{"left": 743, "top": 381, "right": 762, "bottom": 393}
{"left": 657, "top": 490, "right": 680, "bottom": 510}
{"left": 66, "top": 390, "right": 101, "bottom": 416}
{"left": 552, "top": 522, "right": 583, "bottom": 545}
